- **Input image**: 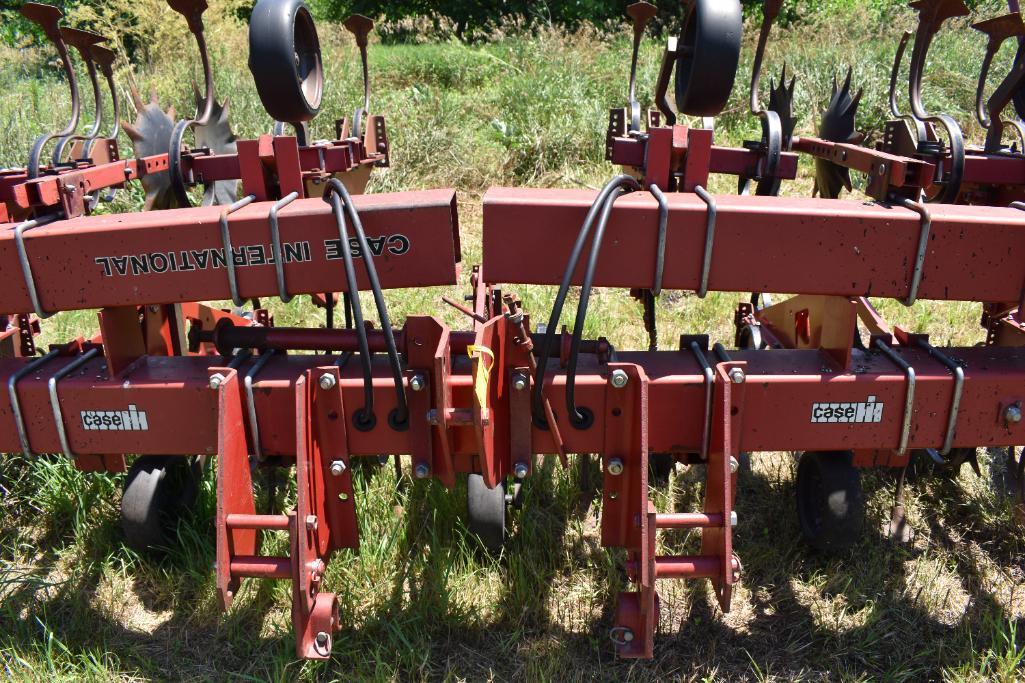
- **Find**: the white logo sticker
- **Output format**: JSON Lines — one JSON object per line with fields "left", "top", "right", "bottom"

{"left": 81, "top": 404, "right": 149, "bottom": 431}
{"left": 810, "top": 396, "right": 883, "bottom": 424}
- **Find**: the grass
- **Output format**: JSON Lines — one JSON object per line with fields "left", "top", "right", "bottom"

{"left": 2, "top": 2, "right": 1025, "bottom": 680}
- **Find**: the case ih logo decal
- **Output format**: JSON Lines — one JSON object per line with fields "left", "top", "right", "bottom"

{"left": 94, "top": 235, "right": 410, "bottom": 278}
{"left": 81, "top": 405, "right": 149, "bottom": 431}
{"left": 810, "top": 396, "right": 884, "bottom": 424}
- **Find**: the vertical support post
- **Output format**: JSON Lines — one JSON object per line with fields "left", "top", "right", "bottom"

{"left": 293, "top": 373, "right": 340, "bottom": 660}
{"left": 213, "top": 367, "right": 257, "bottom": 610}
{"left": 702, "top": 361, "right": 747, "bottom": 612}
{"left": 603, "top": 363, "right": 655, "bottom": 659}
{"left": 405, "top": 316, "right": 456, "bottom": 487}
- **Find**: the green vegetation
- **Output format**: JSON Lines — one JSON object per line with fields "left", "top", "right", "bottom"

{"left": 2, "top": 2, "right": 1024, "bottom": 681}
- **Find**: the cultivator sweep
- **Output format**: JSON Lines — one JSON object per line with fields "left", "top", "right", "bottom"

{"left": 3, "top": 0, "right": 1025, "bottom": 662}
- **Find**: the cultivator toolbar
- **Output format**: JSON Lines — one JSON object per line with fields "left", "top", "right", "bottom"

{"left": 3, "top": 0, "right": 1025, "bottom": 663}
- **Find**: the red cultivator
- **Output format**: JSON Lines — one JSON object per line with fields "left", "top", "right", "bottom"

{"left": 3, "top": 0, "right": 1025, "bottom": 662}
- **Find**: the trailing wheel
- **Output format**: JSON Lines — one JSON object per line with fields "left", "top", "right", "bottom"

{"left": 121, "top": 455, "right": 203, "bottom": 553}
{"left": 795, "top": 451, "right": 864, "bottom": 552}
{"left": 248, "top": 0, "right": 324, "bottom": 127}
{"left": 674, "top": 0, "right": 743, "bottom": 117}
{"left": 467, "top": 473, "right": 506, "bottom": 553}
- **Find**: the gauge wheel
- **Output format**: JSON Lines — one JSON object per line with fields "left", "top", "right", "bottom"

{"left": 248, "top": 0, "right": 324, "bottom": 124}
{"left": 467, "top": 473, "right": 506, "bottom": 553}
{"left": 121, "top": 455, "right": 203, "bottom": 553}
{"left": 795, "top": 451, "right": 864, "bottom": 552}
{"left": 675, "top": 0, "right": 742, "bottom": 117}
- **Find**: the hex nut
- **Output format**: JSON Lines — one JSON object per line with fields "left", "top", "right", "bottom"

{"left": 209, "top": 373, "right": 226, "bottom": 390}
{"left": 610, "top": 369, "right": 629, "bottom": 389}
{"left": 512, "top": 374, "right": 528, "bottom": 391}
{"left": 414, "top": 463, "right": 430, "bottom": 479}
{"left": 513, "top": 461, "right": 529, "bottom": 478}
{"left": 409, "top": 374, "right": 426, "bottom": 392}
{"left": 607, "top": 457, "right": 625, "bottom": 476}
{"left": 330, "top": 460, "right": 347, "bottom": 477}
{"left": 729, "top": 368, "right": 746, "bottom": 384}
{"left": 319, "top": 373, "right": 337, "bottom": 390}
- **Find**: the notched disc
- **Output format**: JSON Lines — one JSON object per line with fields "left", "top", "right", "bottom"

{"left": 815, "top": 69, "right": 863, "bottom": 199}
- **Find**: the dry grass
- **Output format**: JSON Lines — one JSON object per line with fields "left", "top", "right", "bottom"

{"left": 2, "top": 4, "right": 1025, "bottom": 681}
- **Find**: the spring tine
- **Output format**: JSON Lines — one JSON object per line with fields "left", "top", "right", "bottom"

{"left": 972, "top": 13, "right": 1025, "bottom": 131}
{"left": 749, "top": 0, "right": 784, "bottom": 115}
{"left": 907, "top": 0, "right": 970, "bottom": 121}
{"left": 625, "top": 2, "right": 657, "bottom": 132}
{"left": 888, "top": 31, "right": 913, "bottom": 119}
{"left": 89, "top": 44, "right": 121, "bottom": 142}
{"left": 344, "top": 15, "right": 375, "bottom": 132}
{"left": 20, "top": 3, "right": 80, "bottom": 177}
{"left": 167, "top": 0, "right": 215, "bottom": 125}
{"left": 654, "top": 37, "right": 679, "bottom": 126}
{"left": 53, "top": 28, "right": 106, "bottom": 164}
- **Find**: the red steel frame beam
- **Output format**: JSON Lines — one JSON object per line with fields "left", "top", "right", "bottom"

{"left": 482, "top": 188, "right": 1025, "bottom": 302}
{"left": 3, "top": 343, "right": 1024, "bottom": 459}
{"left": 0, "top": 189, "right": 460, "bottom": 313}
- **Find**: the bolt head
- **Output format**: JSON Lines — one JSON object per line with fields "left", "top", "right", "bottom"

{"left": 1006, "top": 405, "right": 1022, "bottom": 424}
{"left": 315, "top": 631, "right": 329, "bottom": 646}
{"left": 622, "top": 629, "right": 634, "bottom": 642}
{"left": 610, "top": 369, "right": 629, "bottom": 389}
{"left": 305, "top": 515, "right": 318, "bottom": 531}
{"left": 414, "top": 463, "right": 430, "bottom": 479}
{"left": 607, "top": 457, "right": 625, "bottom": 476}
{"left": 209, "top": 373, "right": 225, "bottom": 390}
{"left": 409, "top": 374, "right": 426, "bottom": 392}
{"left": 729, "top": 368, "right": 746, "bottom": 384}
{"left": 513, "top": 461, "right": 529, "bottom": 479}
{"left": 512, "top": 374, "right": 528, "bottom": 391}
{"left": 330, "top": 460, "right": 347, "bottom": 477}
{"left": 319, "top": 373, "right": 337, "bottom": 390}
{"left": 729, "top": 456, "right": 740, "bottom": 474}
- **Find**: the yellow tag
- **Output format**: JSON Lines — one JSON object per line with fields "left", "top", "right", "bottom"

{"left": 467, "top": 345, "right": 495, "bottom": 416}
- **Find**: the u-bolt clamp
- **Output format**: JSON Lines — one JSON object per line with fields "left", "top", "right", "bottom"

{"left": 20, "top": 3, "right": 80, "bottom": 179}
{"left": 167, "top": 0, "right": 217, "bottom": 207}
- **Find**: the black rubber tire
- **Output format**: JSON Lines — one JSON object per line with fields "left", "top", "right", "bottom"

{"left": 795, "top": 451, "right": 864, "bottom": 552}
{"left": 248, "top": 0, "right": 323, "bottom": 124}
{"left": 675, "top": 0, "right": 743, "bottom": 117}
{"left": 121, "top": 455, "right": 202, "bottom": 553}
{"left": 467, "top": 473, "right": 506, "bottom": 553}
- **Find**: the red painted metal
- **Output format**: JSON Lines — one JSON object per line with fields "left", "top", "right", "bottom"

{"left": 482, "top": 188, "right": 1025, "bottom": 302}
{"left": 0, "top": 190, "right": 460, "bottom": 313}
